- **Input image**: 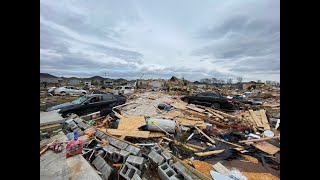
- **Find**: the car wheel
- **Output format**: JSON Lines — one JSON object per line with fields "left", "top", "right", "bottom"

{"left": 60, "top": 91, "right": 66, "bottom": 95}
{"left": 211, "top": 102, "right": 221, "bottom": 109}
{"left": 82, "top": 92, "right": 86, "bottom": 94}
{"left": 183, "top": 98, "right": 190, "bottom": 103}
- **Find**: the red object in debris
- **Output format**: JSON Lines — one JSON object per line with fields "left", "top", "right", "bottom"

{"left": 66, "top": 132, "right": 83, "bottom": 158}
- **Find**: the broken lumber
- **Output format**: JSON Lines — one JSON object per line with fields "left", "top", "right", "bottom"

{"left": 171, "top": 102, "right": 187, "bottom": 110}
{"left": 184, "top": 109, "right": 207, "bottom": 118}
{"left": 186, "top": 106, "right": 206, "bottom": 113}
{"left": 252, "top": 142, "right": 280, "bottom": 155}
{"left": 176, "top": 118, "right": 206, "bottom": 127}
{"left": 212, "top": 137, "right": 243, "bottom": 148}
{"left": 239, "top": 136, "right": 280, "bottom": 143}
{"left": 210, "top": 109, "right": 238, "bottom": 119}
{"left": 195, "top": 150, "right": 224, "bottom": 156}
{"left": 194, "top": 126, "right": 215, "bottom": 144}
{"left": 194, "top": 147, "right": 244, "bottom": 157}
{"left": 205, "top": 108, "right": 224, "bottom": 119}
{"left": 99, "top": 128, "right": 150, "bottom": 138}
{"left": 112, "top": 110, "right": 125, "bottom": 119}
{"left": 185, "top": 143, "right": 206, "bottom": 150}
{"left": 162, "top": 137, "right": 198, "bottom": 152}
{"left": 259, "top": 109, "right": 271, "bottom": 130}
{"left": 249, "top": 110, "right": 263, "bottom": 127}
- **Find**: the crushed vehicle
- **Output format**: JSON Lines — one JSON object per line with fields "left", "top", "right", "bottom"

{"left": 53, "top": 86, "right": 87, "bottom": 95}
{"left": 46, "top": 93, "right": 126, "bottom": 117}
{"left": 181, "top": 91, "right": 235, "bottom": 109}
{"left": 112, "top": 86, "right": 134, "bottom": 96}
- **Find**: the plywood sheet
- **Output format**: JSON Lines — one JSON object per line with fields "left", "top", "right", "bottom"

{"left": 176, "top": 118, "right": 206, "bottom": 127}
{"left": 106, "top": 129, "right": 150, "bottom": 138}
{"left": 191, "top": 160, "right": 215, "bottom": 178}
{"left": 252, "top": 142, "right": 280, "bottom": 155}
{"left": 117, "top": 116, "right": 146, "bottom": 130}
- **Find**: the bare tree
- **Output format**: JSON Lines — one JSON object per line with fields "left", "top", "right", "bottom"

{"left": 257, "top": 80, "right": 262, "bottom": 83}
{"left": 212, "top": 78, "right": 218, "bottom": 84}
{"left": 227, "top": 78, "right": 233, "bottom": 84}
{"left": 220, "top": 80, "right": 225, "bottom": 84}
{"left": 236, "top": 77, "right": 243, "bottom": 83}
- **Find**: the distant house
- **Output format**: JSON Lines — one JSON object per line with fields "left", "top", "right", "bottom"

{"left": 65, "top": 77, "right": 81, "bottom": 86}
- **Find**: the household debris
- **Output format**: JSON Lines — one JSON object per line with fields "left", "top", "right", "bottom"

{"left": 40, "top": 84, "right": 280, "bottom": 180}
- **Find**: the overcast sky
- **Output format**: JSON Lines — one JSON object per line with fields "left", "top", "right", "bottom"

{"left": 40, "top": 0, "right": 280, "bottom": 82}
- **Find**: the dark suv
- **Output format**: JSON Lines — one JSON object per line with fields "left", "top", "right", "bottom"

{"left": 46, "top": 94, "right": 126, "bottom": 117}
{"left": 181, "top": 92, "right": 235, "bottom": 109}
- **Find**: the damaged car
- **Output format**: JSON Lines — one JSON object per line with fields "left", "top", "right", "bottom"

{"left": 46, "top": 94, "right": 126, "bottom": 117}
{"left": 181, "top": 91, "right": 235, "bottom": 109}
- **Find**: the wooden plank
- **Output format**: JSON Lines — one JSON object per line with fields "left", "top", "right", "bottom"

{"left": 194, "top": 126, "right": 215, "bottom": 144}
{"left": 117, "top": 116, "right": 146, "bottom": 130}
{"left": 176, "top": 118, "right": 206, "bottom": 127}
{"left": 183, "top": 109, "right": 207, "bottom": 118}
{"left": 119, "top": 135, "right": 126, "bottom": 140}
{"left": 205, "top": 108, "right": 224, "bottom": 119}
{"left": 162, "top": 137, "right": 198, "bottom": 152}
{"left": 249, "top": 110, "right": 263, "bottom": 127}
{"left": 209, "top": 109, "right": 238, "bottom": 119}
{"left": 195, "top": 150, "right": 225, "bottom": 156}
{"left": 239, "top": 136, "right": 280, "bottom": 143}
{"left": 259, "top": 109, "right": 271, "bottom": 130}
{"left": 185, "top": 143, "right": 206, "bottom": 150}
{"left": 212, "top": 137, "right": 243, "bottom": 148}
{"left": 148, "top": 132, "right": 166, "bottom": 138}
{"left": 186, "top": 106, "right": 206, "bottom": 113}
{"left": 112, "top": 110, "right": 125, "bottom": 119}
{"left": 184, "top": 117, "right": 203, "bottom": 121}
{"left": 105, "top": 129, "right": 150, "bottom": 138}
{"left": 252, "top": 142, "right": 280, "bottom": 155}
{"left": 40, "top": 124, "right": 62, "bottom": 132}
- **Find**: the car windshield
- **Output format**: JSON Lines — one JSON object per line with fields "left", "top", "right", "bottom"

{"left": 71, "top": 95, "right": 88, "bottom": 104}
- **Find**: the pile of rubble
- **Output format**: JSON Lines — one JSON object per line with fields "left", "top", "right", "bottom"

{"left": 40, "top": 90, "right": 280, "bottom": 180}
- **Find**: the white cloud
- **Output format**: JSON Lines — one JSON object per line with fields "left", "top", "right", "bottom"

{"left": 40, "top": 0, "right": 280, "bottom": 82}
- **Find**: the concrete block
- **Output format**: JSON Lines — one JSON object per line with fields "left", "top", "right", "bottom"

{"left": 73, "top": 118, "right": 83, "bottom": 124}
{"left": 148, "top": 150, "right": 165, "bottom": 166}
{"left": 126, "top": 155, "right": 145, "bottom": 171}
{"left": 168, "top": 174, "right": 184, "bottom": 180}
{"left": 100, "top": 162, "right": 113, "bottom": 180}
{"left": 103, "top": 145, "right": 119, "bottom": 160}
{"left": 112, "top": 149, "right": 131, "bottom": 163}
{"left": 161, "top": 151, "right": 172, "bottom": 162}
{"left": 151, "top": 145, "right": 162, "bottom": 153}
{"left": 108, "top": 137, "right": 128, "bottom": 150}
{"left": 158, "top": 163, "right": 177, "bottom": 180}
{"left": 120, "top": 162, "right": 142, "bottom": 180}
{"left": 172, "top": 162, "right": 201, "bottom": 180}
{"left": 126, "top": 145, "right": 141, "bottom": 156}
{"left": 92, "top": 155, "right": 106, "bottom": 171}
{"left": 132, "top": 174, "right": 142, "bottom": 180}
{"left": 95, "top": 130, "right": 105, "bottom": 139}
